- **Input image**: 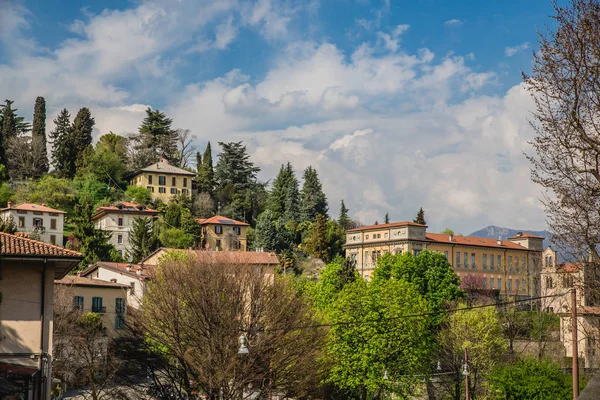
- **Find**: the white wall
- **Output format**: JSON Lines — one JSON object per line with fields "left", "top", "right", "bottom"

{"left": 91, "top": 267, "right": 145, "bottom": 309}
{"left": 0, "top": 209, "right": 64, "bottom": 246}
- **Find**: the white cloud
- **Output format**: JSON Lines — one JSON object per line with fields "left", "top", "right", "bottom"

{"left": 505, "top": 42, "right": 530, "bottom": 57}
{"left": 444, "top": 19, "right": 463, "bottom": 27}
{"left": 329, "top": 129, "right": 373, "bottom": 151}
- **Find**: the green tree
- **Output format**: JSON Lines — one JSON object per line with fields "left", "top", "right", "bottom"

{"left": 487, "top": 357, "right": 573, "bottom": 400}
{"left": 0, "top": 100, "right": 30, "bottom": 167}
{"left": 310, "top": 256, "right": 359, "bottom": 309}
{"left": 441, "top": 228, "right": 455, "bottom": 235}
{"left": 124, "top": 185, "right": 152, "bottom": 206}
{"left": 325, "top": 278, "right": 431, "bottom": 398}
{"left": 71, "top": 108, "right": 95, "bottom": 174}
{"left": 32, "top": 96, "right": 49, "bottom": 175}
{"left": 73, "top": 195, "right": 117, "bottom": 269}
{"left": 159, "top": 227, "right": 193, "bottom": 249}
{"left": 128, "top": 217, "right": 159, "bottom": 262}
{"left": 253, "top": 210, "right": 293, "bottom": 252}
{"left": 304, "top": 213, "right": 330, "bottom": 262}
{"left": 436, "top": 303, "right": 507, "bottom": 400}
{"left": 373, "top": 250, "right": 463, "bottom": 327}
{"left": 269, "top": 163, "right": 296, "bottom": 217}
{"left": 414, "top": 207, "right": 426, "bottom": 225}
{"left": 130, "top": 108, "right": 179, "bottom": 168}
{"left": 197, "top": 141, "right": 215, "bottom": 195}
{"left": 49, "top": 109, "right": 73, "bottom": 178}
{"left": 14, "top": 175, "right": 76, "bottom": 212}
{"left": 299, "top": 166, "right": 328, "bottom": 222}
{"left": 0, "top": 214, "right": 17, "bottom": 234}
{"left": 338, "top": 200, "right": 351, "bottom": 230}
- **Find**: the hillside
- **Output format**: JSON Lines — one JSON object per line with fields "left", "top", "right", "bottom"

{"left": 468, "top": 225, "right": 553, "bottom": 250}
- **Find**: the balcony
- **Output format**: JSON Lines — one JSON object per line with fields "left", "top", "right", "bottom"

{"left": 92, "top": 306, "right": 106, "bottom": 314}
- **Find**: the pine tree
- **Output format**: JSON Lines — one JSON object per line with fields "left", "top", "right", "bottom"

{"left": 338, "top": 200, "right": 351, "bottom": 230}
{"left": 73, "top": 195, "right": 116, "bottom": 269}
{"left": 268, "top": 162, "right": 299, "bottom": 221}
{"left": 384, "top": 213, "right": 390, "bottom": 224}
{"left": 197, "top": 142, "right": 215, "bottom": 194}
{"left": 215, "top": 141, "right": 259, "bottom": 191}
{"left": 49, "top": 109, "right": 73, "bottom": 178}
{"left": 71, "top": 107, "right": 95, "bottom": 176}
{"left": 31, "top": 96, "right": 49, "bottom": 175}
{"left": 414, "top": 207, "right": 426, "bottom": 225}
{"left": 128, "top": 217, "right": 159, "bottom": 262}
{"left": 0, "top": 100, "right": 17, "bottom": 165}
{"left": 299, "top": 166, "right": 328, "bottom": 222}
{"left": 130, "top": 108, "right": 179, "bottom": 168}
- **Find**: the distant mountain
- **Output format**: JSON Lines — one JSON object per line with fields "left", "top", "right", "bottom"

{"left": 468, "top": 225, "right": 553, "bottom": 250}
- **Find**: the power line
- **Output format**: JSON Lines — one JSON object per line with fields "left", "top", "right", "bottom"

{"left": 255, "top": 291, "right": 571, "bottom": 333}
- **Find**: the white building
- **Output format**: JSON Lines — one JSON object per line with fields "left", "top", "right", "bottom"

{"left": 91, "top": 202, "right": 158, "bottom": 260}
{"left": 0, "top": 202, "right": 65, "bottom": 246}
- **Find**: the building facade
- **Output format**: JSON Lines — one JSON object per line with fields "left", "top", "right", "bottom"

{"left": 0, "top": 232, "right": 82, "bottom": 399}
{"left": 344, "top": 221, "right": 544, "bottom": 297}
{"left": 91, "top": 202, "right": 158, "bottom": 260}
{"left": 128, "top": 158, "right": 195, "bottom": 203}
{"left": 197, "top": 215, "right": 249, "bottom": 251}
{"left": 540, "top": 247, "right": 600, "bottom": 367}
{"left": 80, "top": 262, "right": 149, "bottom": 309}
{"left": 0, "top": 202, "right": 65, "bottom": 246}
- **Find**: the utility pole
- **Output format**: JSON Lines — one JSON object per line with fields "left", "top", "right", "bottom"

{"left": 464, "top": 348, "right": 469, "bottom": 400}
{"left": 572, "top": 288, "right": 579, "bottom": 399}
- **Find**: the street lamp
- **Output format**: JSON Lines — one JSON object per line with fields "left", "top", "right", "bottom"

{"left": 238, "top": 333, "right": 249, "bottom": 355}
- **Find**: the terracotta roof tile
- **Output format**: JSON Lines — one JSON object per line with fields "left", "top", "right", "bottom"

{"left": 92, "top": 202, "right": 158, "bottom": 220}
{"left": 426, "top": 233, "right": 529, "bottom": 250}
{"left": 0, "top": 232, "right": 82, "bottom": 258}
{"left": 0, "top": 202, "right": 66, "bottom": 214}
{"left": 557, "top": 263, "right": 582, "bottom": 273}
{"left": 196, "top": 215, "right": 250, "bottom": 226}
{"left": 137, "top": 158, "right": 195, "bottom": 176}
{"left": 508, "top": 233, "right": 545, "bottom": 239}
{"left": 347, "top": 221, "right": 426, "bottom": 232}
{"left": 82, "top": 261, "right": 151, "bottom": 279}
{"left": 55, "top": 276, "right": 130, "bottom": 288}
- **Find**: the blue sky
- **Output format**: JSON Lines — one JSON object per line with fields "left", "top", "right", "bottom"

{"left": 0, "top": 0, "right": 562, "bottom": 233}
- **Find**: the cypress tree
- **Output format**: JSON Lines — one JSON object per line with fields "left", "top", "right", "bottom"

{"left": 338, "top": 200, "right": 351, "bottom": 230}
{"left": 384, "top": 213, "right": 390, "bottom": 224}
{"left": 268, "top": 162, "right": 299, "bottom": 220}
{"left": 414, "top": 207, "right": 426, "bottom": 225}
{"left": 32, "top": 96, "right": 49, "bottom": 175}
{"left": 299, "top": 166, "right": 328, "bottom": 222}
{"left": 196, "top": 151, "right": 202, "bottom": 174}
{"left": 50, "top": 109, "right": 73, "bottom": 178}
{"left": 197, "top": 142, "right": 215, "bottom": 194}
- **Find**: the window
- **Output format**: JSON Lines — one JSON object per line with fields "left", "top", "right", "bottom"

{"left": 33, "top": 211, "right": 42, "bottom": 216}
{"left": 471, "top": 253, "right": 476, "bottom": 268}
{"left": 73, "top": 296, "right": 84, "bottom": 311}
{"left": 16, "top": 210, "right": 26, "bottom": 214}
{"left": 508, "top": 279, "right": 513, "bottom": 292}
{"left": 118, "top": 217, "right": 123, "bottom": 227}
{"left": 117, "top": 234, "right": 123, "bottom": 244}
{"left": 516, "top": 279, "right": 520, "bottom": 292}
{"left": 483, "top": 254, "right": 487, "bottom": 269}
{"left": 158, "top": 176, "right": 166, "bottom": 185}
{"left": 172, "top": 177, "right": 176, "bottom": 186}
{"left": 170, "top": 188, "right": 177, "bottom": 194}
{"left": 444, "top": 251, "right": 449, "bottom": 260}
{"left": 159, "top": 187, "right": 166, "bottom": 193}
{"left": 50, "top": 219, "right": 57, "bottom": 230}
{"left": 490, "top": 255, "right": 495, "bottom": 270}
{"left": 464, "top": 253, "right": 468, "bottom": 267}
{"left": 546, "top": 276, "right": 554, "bottom": 289}
{"left": 33, "top": 218, "right": 43, "bottom": 227}
{"left": 118, "top": 249, "right": 123, "bottom": 257}
{"left": 515, "top": 257, "right": 520, "bottom": 272}
{"left": 216, "top": 239, "right": 222, "bottom": 249}
{"left": 92, "top": 297, "right": 104, "bottom": 313}
{"left": 183, "top": 178, "right": 187, "bottom": 188}
{"left": 508, "top": 256, "right": 513, "bottom": 271}
{"left": 497, "top": 255, "right": 502, "bottom": 269}
{"left": 18, "top": 217, "right": 24, "bottom": 228}
{"left": 50, "top": 235, "right": 56, "bottom": 245}
{"left": 366, "top": 235, "right": 369, "bottom": 240}
{"left": 563, "top": 275, "right": 573, "bottom": 288}
{"left": 116, "top": 298, "right": 126, "bottom": 315}
{"left": 49, "top": 212, "right": 59, "bottom": 217}
{"left": 148, "top": 175, "right": 153, "bottom": 184}
{"left": 182, "top": 189, "right": 189, "bottom": 195}
{"left": 146, "top": 186, "right": 154, "bottom": 192}
{"left": 456, "top": 252, "right": 460, "bottom": 267}
{"left": 115, "top": 315, "right": 126, "bottom": 329}
{"left": 365, "top": 251, "right": 371, "bottom": 265}
{"left": 215, "top": 225, "right": 223, "bottom": 234}
{"left": 497, "top": 278, "right": 502, "bottom": 291}
{"left": 233, "top": 226, "right": 241, "bottom": 235}
{"left": 384, "top": 233, "right": 388, "bottom": 239}
{"left": 490, "top": 278, "right": 494, "bottom": 289}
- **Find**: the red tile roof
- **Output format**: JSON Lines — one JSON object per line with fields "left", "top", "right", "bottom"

{"left": 0, "top": 202, "right": 66, "bottom": 214}
{"left": 0, "top": 232, "right": 81, "bottom": 258}
{"left": 81, "top": 261, "right": 151, "bottom": 279}
{"left": 347, "top": 221, "right": 426, "bottom": 232}
{"left": 508, "top": 232, "right": 545, "bottom": 239}
{"left": 55, "top": 276, "right": 130, "bottom": 288}
{"left": 196, "top": 215, "right": 249, "bottom": 226}
{"left": 92, "top": 202, "right": 158, "bottom": 220}
{"left": 141, "top": 248, "right": 279, "bottom": 266}
{"left": 426, "top": 233, "right": 529, "bottom": 250}
{"left": 557, "top": 263, "right": 582, "bottom": 273}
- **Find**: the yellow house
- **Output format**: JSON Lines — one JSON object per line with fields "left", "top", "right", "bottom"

{"left": 129, "top": 158, "right": 195, "bottom": 203}
{"left": 54, "top": 275, "right": 130, "bottom": 337}
{"left": 197, "top": 215, "right": 249, "bottom": 251}
{"left": 344, "top": 221, "right": 544, "bottom": 297}
{"left": 0, "top": 232, "right": 82, "bottom": 399}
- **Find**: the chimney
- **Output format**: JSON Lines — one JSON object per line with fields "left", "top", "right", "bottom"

{"left": 77, "top": 271, "right": 82, "bottom": 277}
{"left": 136, "top": 268, "right": 142, "bottom": 275}
{"left": 497, "top": 236, "right": 503, "bottom": 246}
{"left": 126, "top": 265, "right": 132, "bottom": 272}
{"left": 7, "top": 201, "right": 12, "bottom": 208}
{"left": 449, "top": 234, "right": 454, "bottom": 242}
{"left": 516, "top": 232, "right": 523, "bottom": 237}
{"left": 42, "top": 203, "right": 47, "bottom": 207}
{"left": 110, "top": 278, "right": 117, "bottom": 283}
